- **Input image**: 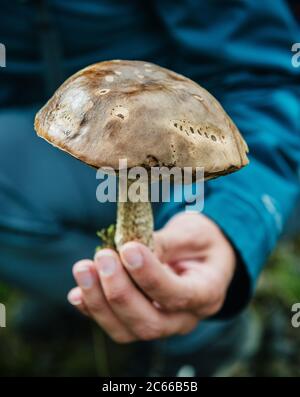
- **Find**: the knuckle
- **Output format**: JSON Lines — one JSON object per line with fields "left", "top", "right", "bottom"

{"left": 209, "top": 297, "right": 224, "bottom": 315}
{"left": 197, "top": 296, "right": 224, "bottom": 318}
{"left": 178, "top": 319, "right": 198, "bottom": 335}
{"left": 87, "top": 299, "right": 105, "bottom": 314}
{"left": 143, "top": 275, "right": 160, "bottom": 292}
{"left": 135, "top": 321, "right": 162, "bottom": 341}
{"left": 206, "top": 276, "right": 226, "bottom": 303}
{"left": 163, "top": 295, "right": 190, "bottom": 312}
{"left": 110, "top": 332, "right": 135, "bottom": 344}
{"left": 210, "top": 286, "right": 224, "bottom": 305}
{"left": 160, "top": 294, "right": 193, "bottom": 312}
{"left": 106, "top": 288, "right": 129, "bottom": 305}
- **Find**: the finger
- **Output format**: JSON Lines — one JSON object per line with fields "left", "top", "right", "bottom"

{"left": 173, "top": 259, "right": 226, "bottom": 317}
{"left": 73, "top": 259, "right": 136, "bottom": 343}
{"left": 206, "top": 237, "right": 236, "bottom": 286}
{"left": 154, "top": 212, "right": 211, "bottom": 263}
{"left": 67, "top": 287, "right": 89, "bottom": 316}
{"left": 94, "top": 249, "right": 197, "bottom": 340}
{"left": 120, "top": 242, "right": 210, "bottom": 312}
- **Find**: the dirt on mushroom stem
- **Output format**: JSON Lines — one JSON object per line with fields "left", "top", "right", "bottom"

{"left": 97, "top": 178, "right": 154, "bottom": 252}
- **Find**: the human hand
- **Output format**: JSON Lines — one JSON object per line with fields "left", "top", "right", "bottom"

{"left": 68, "top": 212, "right": 236, "bottom": 343}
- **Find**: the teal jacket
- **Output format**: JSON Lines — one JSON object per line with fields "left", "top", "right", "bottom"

{"left": 0, "top": 0, "right": 299, "bottom": 317}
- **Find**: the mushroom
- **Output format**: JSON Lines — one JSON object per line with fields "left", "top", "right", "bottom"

{"left": 34, "top": 60, "right": 249, "bottom": 251}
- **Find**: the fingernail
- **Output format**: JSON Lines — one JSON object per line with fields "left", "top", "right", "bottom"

{"left": 67, "top": 290, "right": 82, "bottom": 306}
{"left": 96, "top": 253, "right": 117, "bottom": 276}
{"left": 75, "top": 265, "right": 94, "bottom": 289}
{"left": 121, "top": 246, "right": 143, "bottom": 269}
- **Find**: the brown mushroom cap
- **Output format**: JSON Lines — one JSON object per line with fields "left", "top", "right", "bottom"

{"left": 35, "top": 60, "right": 249, "bottom": 179}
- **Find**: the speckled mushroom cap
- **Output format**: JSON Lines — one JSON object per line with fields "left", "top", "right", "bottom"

{"left": 35, "top": 60, "right": 249, "bottom": 179}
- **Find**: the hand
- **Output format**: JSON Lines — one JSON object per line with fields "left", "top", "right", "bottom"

{"left": 67, "top": 212, "right": 236, "bottom": 343}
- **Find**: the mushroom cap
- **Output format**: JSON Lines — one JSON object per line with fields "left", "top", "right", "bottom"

{"left": 35, "top": 60, "right": 249, "bottom": 179}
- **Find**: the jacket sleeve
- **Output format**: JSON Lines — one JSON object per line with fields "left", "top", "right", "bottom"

{"left": 153, "top": 0, "right": 300, "bottom": 317}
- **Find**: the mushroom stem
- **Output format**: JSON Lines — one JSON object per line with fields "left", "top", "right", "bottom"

{"left": 114, "top": 179, "right": 154, "bottom": 250}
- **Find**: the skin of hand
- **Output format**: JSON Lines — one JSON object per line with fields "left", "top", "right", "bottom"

{"left": 68, "top": 212, "right": 236, "bottom": 343}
